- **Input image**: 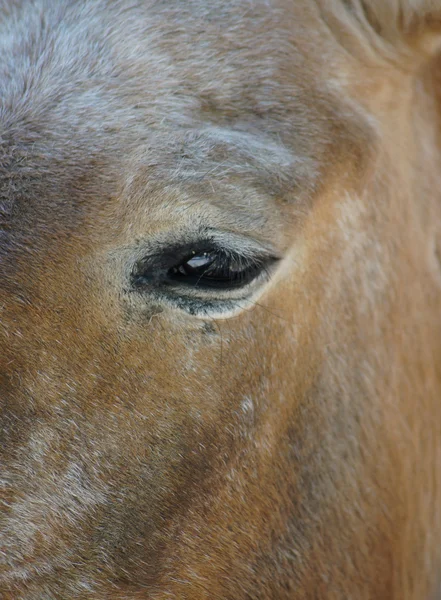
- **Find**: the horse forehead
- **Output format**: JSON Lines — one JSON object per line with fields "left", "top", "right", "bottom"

{"left": 0, "top": 0, "right": 314, "bottom": 123}
{"left": 0, "top": 1, "right": 331, "bottom": 253}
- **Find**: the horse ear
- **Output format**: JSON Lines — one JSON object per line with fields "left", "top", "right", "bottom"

{"left": 361, "top": 0, "right": 441, "bottom": 55}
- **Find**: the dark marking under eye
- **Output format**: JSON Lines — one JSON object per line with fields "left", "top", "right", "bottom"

{"left": 201, "top": 322, "right": 217, "bottom": 335}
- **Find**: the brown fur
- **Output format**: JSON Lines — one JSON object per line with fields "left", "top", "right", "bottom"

{"left": 1, "top": 1, "right": 441, "bottom": 598}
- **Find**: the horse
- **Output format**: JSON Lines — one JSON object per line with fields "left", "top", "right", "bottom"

{"left": 1, "top": 1, "right": 441, "bottom": 598}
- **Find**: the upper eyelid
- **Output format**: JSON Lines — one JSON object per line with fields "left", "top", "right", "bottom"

{"left": 140, "top": 228, "right": 279, "bottom": 263}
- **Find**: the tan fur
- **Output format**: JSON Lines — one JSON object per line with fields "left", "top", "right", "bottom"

{"left": 1, "top": 1, "right": 441, "bottom": 598}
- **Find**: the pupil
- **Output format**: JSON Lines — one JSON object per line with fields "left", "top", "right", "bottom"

{"left": 169, "top": 252, "right": 217, "bottom": 278}
{"left": 185, "top": 253, "right": 213, "bottom": 270}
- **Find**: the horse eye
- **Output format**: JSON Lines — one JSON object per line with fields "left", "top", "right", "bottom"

{"left": 131, "top": 238, "right": 279, "bottom": 305}
{"left": 167, "top": 250, "right": 264, "bottom": 289}
{"left": 160, "top": 249, "right": 274, "bottom": 289}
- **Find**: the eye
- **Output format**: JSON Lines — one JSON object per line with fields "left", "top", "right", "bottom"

{"left": 167, "top": 249, "right": 266, "bottom": 289}
{"left": 130, "top": 235, "right": 279, "bottom": 315}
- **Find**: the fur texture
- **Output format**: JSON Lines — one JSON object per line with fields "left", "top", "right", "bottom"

{"left": 1, "top": 1, "right": 441, "bottom": 598}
